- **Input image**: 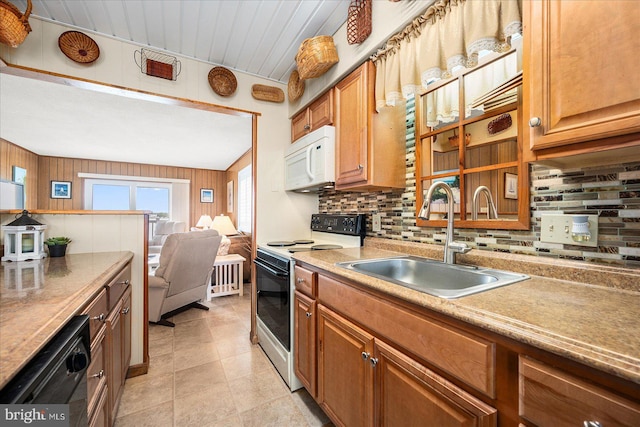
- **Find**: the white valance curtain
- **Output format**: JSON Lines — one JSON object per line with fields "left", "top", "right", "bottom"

{"left": 371, "top": 0, "right": 522, "bottom": 111}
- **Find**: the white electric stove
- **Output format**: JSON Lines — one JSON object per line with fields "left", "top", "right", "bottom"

{"left": 255, "top": 213, "right": 366, "bottom": 390}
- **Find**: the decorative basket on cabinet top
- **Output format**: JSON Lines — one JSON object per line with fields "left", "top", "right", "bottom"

{"left": 295, "top": 35, "right": 339, "bottom": 80}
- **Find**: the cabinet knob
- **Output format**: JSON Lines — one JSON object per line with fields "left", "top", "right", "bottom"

{"left": 91, "top": 369, "right": 105, "bottom": 379}
{"left": 119, "top": 279, "right": 130, "bottom": 286}
{"left": 529, "top": 117, "right": 542, "bottom": 127}
{"left": 361, "top": 352, "right": 370, "bottom": 361}
{"left": 369, "top": 357, "right": 379, "bottom": 367}
{"left": 304, "top": 124, "right": 311, "bottom": 130}
{"left": 296, "top": 278, "right": 305, "bottom": 283}
{"left": 583, "top": 422, "right": 602, "bottom": 427}
{"left": 92, "top": 313, "right": 105, "bottom": 322}
{"left": 305, "top": 311, "right": 312, "bottom": 318}
{"left": 357, "top": 164, "right": 363, "bottom": 170}
{"left": 122, "top": 307, "right": 130, "bottom": 315}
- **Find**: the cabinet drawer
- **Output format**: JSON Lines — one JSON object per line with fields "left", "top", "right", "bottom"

{"left": 318, "top": 274, "right": 495, "bottom": 397}
{"left": 106, "top": 264, "right": 131, "bottom": 312}
{"left": 87, "top": 328, "right": 106, "bottom": 417}
{"left": 519, "top": 356, "right": 640, "bottom": 427}
{"left": 294, "top": 265, "right": 316, "bottom": 297}
{"left": 82, "top": 288, "right": 108, "bottom": 342}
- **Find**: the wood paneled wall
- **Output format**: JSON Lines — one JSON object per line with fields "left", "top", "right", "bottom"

{"left": 36, "top": 156, "right": 227, "bottom": 228}
{"left": 0, "top": 139, "right": 39, "bottom": 209}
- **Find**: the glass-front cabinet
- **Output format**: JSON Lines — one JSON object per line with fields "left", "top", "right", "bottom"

{"left": 416, "top": 49, "right": 529, "bottom": 230}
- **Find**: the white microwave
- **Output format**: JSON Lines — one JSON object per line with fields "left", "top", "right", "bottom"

{"left": 284, "top": 125, "right": 335, "bottom": 192}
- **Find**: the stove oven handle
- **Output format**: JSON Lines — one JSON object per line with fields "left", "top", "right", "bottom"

{"left": 254, "top": 258, "right": 289, "bottom": 277}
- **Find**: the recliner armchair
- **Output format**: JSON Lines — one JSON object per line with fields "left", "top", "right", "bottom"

{"left": 148, "top": 220, "right": 186, "bottom": 254}
{"left": 148, "top": 229, "right": 222, "bottom": 327}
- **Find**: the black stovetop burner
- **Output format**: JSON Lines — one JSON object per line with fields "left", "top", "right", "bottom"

{"left": 266, "top": 241, "right": 295, "bottom": 247}
{"left": 288, "top": 244, "right": 343, "bottom": 253}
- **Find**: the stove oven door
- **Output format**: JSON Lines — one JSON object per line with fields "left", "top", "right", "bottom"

{"left": 255, "top": 258, "right": 291, "bottom": 351}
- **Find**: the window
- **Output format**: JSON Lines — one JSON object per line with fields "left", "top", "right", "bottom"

{"left": 84, "top": 178, "right": 171, "bottom": 218}
{"left": 237, "top": 165, "right": 252, "bottom": 233}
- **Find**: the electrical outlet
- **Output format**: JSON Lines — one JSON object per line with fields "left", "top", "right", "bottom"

{"left": 372, "top": 213, "right": 381, "bottom": 232}
{"left": 540, "top": 214, "right": 598, "bottom": 247}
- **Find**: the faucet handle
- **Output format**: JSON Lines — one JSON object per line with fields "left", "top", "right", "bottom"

{"left": 449, "top": 241, "right": 471, "bottom": 254}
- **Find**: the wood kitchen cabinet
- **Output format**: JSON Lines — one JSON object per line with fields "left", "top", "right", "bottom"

{"left": 82, "top": 261, "right": 132, "bottom": 427}
{"left": 310, "top": 272, "right": 497, "bottom": 427}
{"left": 294, "top": 260, "right": 640, "bottom": 427}
{"left": 334, "top": 61, "right": 406, "bottom": 191}
{"left": 519, "top": 357, "right": 640, "bottom": 427}
{"left": 294, "top": 290, "right": 317, "bottom": 397}
{"left": 523, "top": 0, "right": 640, "bottom": 164}
{"left": 318, "top": 305, "right": 374, "bottom": 427}
{"left": 291, "top": 89, "right": 334, "bottom": 142}
{"left": 107, "top": 285, "right": 132, "bottom": 426}
{"left": 374, "top": 339, "right": 496, "bottom": 427}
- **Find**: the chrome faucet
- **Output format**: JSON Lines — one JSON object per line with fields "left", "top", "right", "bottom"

{"left": 472, "top": 186, "right": 499, "bottom": 220}
{"left": 418, "top": 181, "right": 471, "bottom": 264}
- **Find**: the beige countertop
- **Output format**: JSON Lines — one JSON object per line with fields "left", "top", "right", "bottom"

{"left": 292, "top": 238, "right": 640, "bottom": 385}
{"left": 0, "top": 251, "right": 134, "bottom": 389}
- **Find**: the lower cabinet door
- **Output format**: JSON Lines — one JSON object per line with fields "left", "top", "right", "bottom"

{"left": 88, "top": 384, "right": 108, "bottom": 427}
{"left": 318, "top": 305, "right": 374, "bottom": 427}
{"left": 294, "top": 291, "right": 317, "bottom": 397}
{"left": 121, "top": 287, "right": 132, "bottom": 381}
{"left": 107, "top": 299, "right": 123, "bottom": 425}
{"left": 374, "top": 339, "right": 497, "bottom": 427}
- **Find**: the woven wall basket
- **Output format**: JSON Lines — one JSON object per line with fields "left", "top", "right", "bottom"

{"left": 295, "top": 35, "right": 339, "bottom": 80}
{"left": 347, "top": 0, "right": 372, "bottom": 45}
{"left": 58, "top": 31, "right": 100, "bottom": 63}
{"left": 288, "top": 69, "right": 305, "bottom": 102}
{"left": 0, "top": 0, "right": 32, "bottom": 48}
{"left": 208, "top": 66, "right": 237, "bottom": 97}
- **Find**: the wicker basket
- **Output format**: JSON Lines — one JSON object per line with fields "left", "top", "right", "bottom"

{"left": 58, "top": 31, "right": 100, "bottom": 64}
{"left": 208, "top": 66, "right": 237, "bottom": 97}
{"left": 287, "top": 69, "right": 305, "bottom": 102}
{"left": 251, "top": 84, "right": 284, "bottom": 103}
{"left": 0, "top": 0, "right": 32, "bottom": 48}
{"left": 347, "top": 0, "right": 372, "bottom": 45}
{"left": 295, "top": 36, "right": 338, "bottom": 80}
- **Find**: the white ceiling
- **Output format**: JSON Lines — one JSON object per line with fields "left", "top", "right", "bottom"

{"left": 18, "top": 0, "right": 351, "bottom": 83}
{"left": 2, "top": 0, "right": 352, "bottom": 170}
{"left": 0, "top": 71, "right": 253, "bottom": 170}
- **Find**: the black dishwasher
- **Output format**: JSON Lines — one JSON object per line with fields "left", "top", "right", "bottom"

{"left": 0, "top": 315, "right": 91, "bottom": 426}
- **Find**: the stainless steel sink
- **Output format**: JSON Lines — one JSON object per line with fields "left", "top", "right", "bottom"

{"left": 336, "top": 256, "right": 529, "bottom": 299}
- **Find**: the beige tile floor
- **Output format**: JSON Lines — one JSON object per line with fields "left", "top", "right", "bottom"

{"left": 115, "top": 284, "right": 333, "bottom": 427}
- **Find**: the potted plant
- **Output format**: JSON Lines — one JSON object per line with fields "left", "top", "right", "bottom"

{"left": 44, "top": 237, "right": 72, "bottom": 258}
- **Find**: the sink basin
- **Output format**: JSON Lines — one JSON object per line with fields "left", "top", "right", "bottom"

{"left": 336, "top": 256, "right": 529, "bottom": 299}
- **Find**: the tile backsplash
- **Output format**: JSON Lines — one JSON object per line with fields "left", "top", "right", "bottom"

{"left": 319, "top": 117, "right": 640, "bottom": 267}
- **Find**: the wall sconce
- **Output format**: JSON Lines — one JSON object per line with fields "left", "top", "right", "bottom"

{"left": 1, "top": 210, "right": 47, "bottom": 262}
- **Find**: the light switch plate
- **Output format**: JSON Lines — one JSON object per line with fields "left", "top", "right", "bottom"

{"left": 372, "top": 213, "right": 381, "bottom": 232}
{"left": 540, "top": 214, "right": 598, "bottom": 247}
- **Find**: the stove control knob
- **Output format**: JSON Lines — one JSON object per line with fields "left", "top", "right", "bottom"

{"left": 66, "top": 348, "right": 88, "bottom": 373}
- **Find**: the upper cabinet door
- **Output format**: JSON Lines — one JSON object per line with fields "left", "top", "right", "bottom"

{"left": 335, "top": 62, "right": 370, "bottom": 186}
{"left": 524, "top": 0, "right": 640, "bottom": 151}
